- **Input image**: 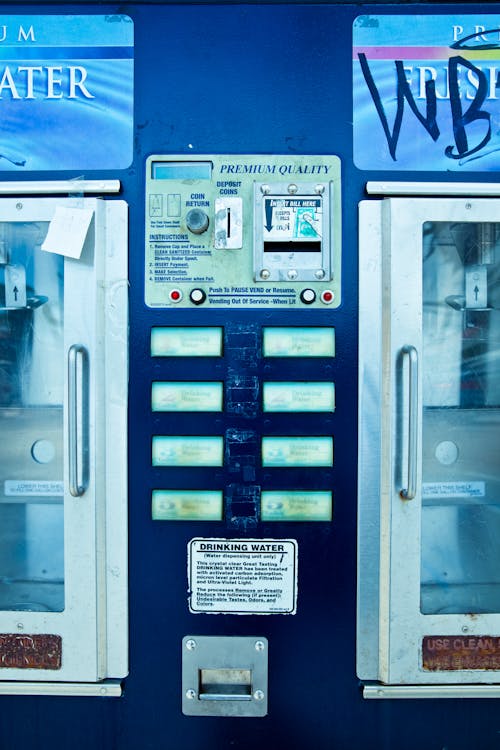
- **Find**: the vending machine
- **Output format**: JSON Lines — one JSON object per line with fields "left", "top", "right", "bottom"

{"left": 0, "top": 3, "right": 499, "bottom": 750}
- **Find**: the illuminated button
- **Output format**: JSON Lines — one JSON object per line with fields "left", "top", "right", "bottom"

{"left": 186, "top": 208, "right": 209, "bottom": 235}
{"left": 262, "top": 436, "right": 333, "bottom": 467}
{"left": 152, "top": 382, "right": 223, "bottom": 412}
{"left": 151, "top": 327, "right": 223, "bottom": 357}
{"left": 169, "top": 288, "right": 183, "bottom": 303}
{"left": 321, "top": 290, "right": 334, "bottom": 305}
{"left": 190, "top": 288, "right": 206, "bottom": 305}
{"left": 263, "top": 382, "right": 335, "bottom": 412}
{"left": 152, "top": 490, "right": 223, "bottom": 521}
{"left": 263, "top": 327, "right": 335, "bottom": 357}
{"left": 300, "top": 289, "right": 316, "bottom": 305}
{"left": 261, "top": 490, "right": 332, "bottom": 522}
{"left": 152, "top": 436, "right": 224, "bottom": 467}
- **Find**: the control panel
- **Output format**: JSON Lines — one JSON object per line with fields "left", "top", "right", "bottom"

{"left": 145, "top": 154, "right": 341, "bottom": 714}
{"left": 145, "top": 154, "right": 341, "bottom": 309}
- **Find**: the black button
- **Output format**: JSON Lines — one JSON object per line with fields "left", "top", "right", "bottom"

{"left": 300, "top": 288, "right": 316, "bottom": 304}
{"left": 190, "top": 288, "right": 207, "bottom": 305}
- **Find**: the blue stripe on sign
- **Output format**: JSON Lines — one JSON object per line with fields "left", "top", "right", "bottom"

{"left": 0, "top": 46, "right": 134, "bottom": 60}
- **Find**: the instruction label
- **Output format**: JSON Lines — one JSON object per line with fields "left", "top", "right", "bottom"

{"left": 264, "top": 197, "right": 322, "bottom": 240}
{"left": 422, "top": 481, "right": 485, "bottom": 499}
{"left": 423, "top": 635, "right": 500, "bottom": 671}
{"left": 188, "top": 538, "right": 298, "bottom": 615}
{"left": 5, "top": 480, "right": 63, "bottom": 496}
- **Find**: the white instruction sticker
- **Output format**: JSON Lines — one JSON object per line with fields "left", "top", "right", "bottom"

{"left": 5, "top": 480, "right": 64, "bottom": 497}
{"left": 422, "top": 481, "right": 486, "bottom": 499}
{"left": 188, "top": 538, "right": 298, "bottom": 615}
{"left": 42, "top": 206, "right": 94, "bottom": 259}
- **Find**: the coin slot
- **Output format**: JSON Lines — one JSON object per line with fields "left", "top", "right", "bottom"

{"left": 214, "top": 198, "right": 242, "bottom": 249}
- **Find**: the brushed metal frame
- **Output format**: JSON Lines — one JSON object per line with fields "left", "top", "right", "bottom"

{"left": 0, "top": 180, "right": 120, "bottom": 195}
{"left": 363, "top": 684, "right": 500, "bottom": 699}
{"left": 357, "top": 200, "right": 383, "bottom": 681}
{"left": 182, "top": 636, "right": 268, "bottom": 717}
{"left": 0, "top": 680, "right": 122, "bottom": 697}
{"left": 366, "top": 182, "right": 500, "bottom": 197}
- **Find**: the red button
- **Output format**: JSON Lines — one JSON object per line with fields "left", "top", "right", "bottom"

{"left": 169, "top": 289, "right": 182, "bottom": 302}
{"left": 321, "top": 290, "right": 334, "bottom": 304}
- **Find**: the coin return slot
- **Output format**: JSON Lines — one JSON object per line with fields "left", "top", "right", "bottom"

{"left": 199, "top": 669, "right": 252, "bottom": 701}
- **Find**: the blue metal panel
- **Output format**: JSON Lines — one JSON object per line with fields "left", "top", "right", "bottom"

{"left": 0, "top": 2, "right": 498, "bottom": 749}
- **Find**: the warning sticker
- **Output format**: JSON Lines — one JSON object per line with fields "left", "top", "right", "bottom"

{"left": 423, "top": 636, "right": 500, "bottom": 671}
{"left": 188, "top": 538, "right": 298, "bottom": 615}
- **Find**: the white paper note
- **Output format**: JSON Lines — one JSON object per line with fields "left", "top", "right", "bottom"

{"left": 42, "top": 206, "right": 94, "bottom": 259}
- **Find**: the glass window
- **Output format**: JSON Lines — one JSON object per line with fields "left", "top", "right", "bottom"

{"left": 0, "top": 221, "right": 64, "bottom": 612}
{"left": 421, "top": 221, "right": 500, "bottom": 614}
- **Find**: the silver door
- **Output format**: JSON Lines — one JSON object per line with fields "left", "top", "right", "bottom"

{"left": 359, "top": 196, "right": 500, "bottom": 686}
{"left": 0, "top": 198, "right": 128, "bottom": 685}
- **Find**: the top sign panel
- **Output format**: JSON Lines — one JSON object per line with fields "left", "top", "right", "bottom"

{"left": 0, "top": 15, "right": 133, "bottom": 171}
{"left": 353, "top": 15, "right": 500, "bottom": 171}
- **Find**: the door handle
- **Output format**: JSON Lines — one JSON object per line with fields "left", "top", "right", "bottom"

{"left": 68, "top": 344, "right": 89, "bottom": 497}
{"left": 400, "top": 345, "right": 418, "bottom": 500}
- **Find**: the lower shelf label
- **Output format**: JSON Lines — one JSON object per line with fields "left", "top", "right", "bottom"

{"left": 188, "top": 538, "right": 298, "bottom": 615}
{"left": 423, "top": 635, "right": 500, "bottom": 671}
{"left": 422, "top": 482, "right": 485, "bottom": 499}
{"left": 5, "top": 480, "right": 64, "bottom": 497}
